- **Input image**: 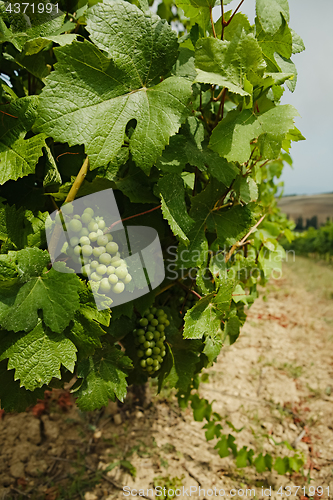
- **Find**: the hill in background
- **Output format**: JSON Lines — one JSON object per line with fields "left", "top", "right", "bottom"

{"left": 278, "top": 193, "right": 333, "bottom": 229}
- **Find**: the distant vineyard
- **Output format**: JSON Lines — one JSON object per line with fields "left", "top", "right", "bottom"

{"left": 283, "top": 222, "right": 333, "bottom": 260}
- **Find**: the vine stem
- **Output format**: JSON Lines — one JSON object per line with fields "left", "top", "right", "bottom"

{"left": 224, "top": 214, "right": 266, "bottom": 263}
{"left": 106, "top": 204, "right": 161, "bottom": 232}
{"left": 48, "top": 156, "right": 89, "bottom": 257}
{"left": 210, "top": 7, "right": 217, "bottom": 38}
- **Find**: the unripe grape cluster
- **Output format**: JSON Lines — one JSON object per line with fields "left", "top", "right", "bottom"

{"left": 61, "top": 204, "right": 132, "bottom": 295}
{"left": 134, "top": 307, "right": 169, "bottom": 375}
{"left": 178, "top": 289, "right": 198, "bottom": 316}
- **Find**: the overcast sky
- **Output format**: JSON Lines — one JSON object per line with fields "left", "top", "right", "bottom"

{"left": 213, "top": 0, "right": 333, "bottom": 195}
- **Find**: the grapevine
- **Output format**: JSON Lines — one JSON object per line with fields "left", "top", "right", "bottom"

{"left": 0, "top": 0, "right": 305, "bottom": 476}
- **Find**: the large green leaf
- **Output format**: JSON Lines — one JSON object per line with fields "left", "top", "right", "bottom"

{"left": 0, "top": 204, "right": 47, "bottom": 252}
{"left": 74, "top": 345, "right": 133, "bottom": 410}
{"left": 158, "top": 173, "right": 194, "bottom": 243}
{"left": 255, "top": 17, "right": 292, "bottom": 73}
{"left": 183, "top": 294, "right": 221, "bottom": 339}
{"left": 194, "top": 32, "right": 266, "bottom": 95}
{"left": 255, "top": 0, "right": 289, "bottom": 35}
{"left": 34, "top": 1, "right": 192, "bottom": 173}
{"left": 0, "top": 96, "right": 46, "bottom": 185}
{"left": 0, "top": 360, "right": 45, "bottom": 411}
{"left": 0, "top": 320, "right": 77, "bottom": 390}
{"left": 209, "top": 105, "right": 298, "bottom": 163}
{"left": 0, "top": 249, "right": 81, "bottom": 333}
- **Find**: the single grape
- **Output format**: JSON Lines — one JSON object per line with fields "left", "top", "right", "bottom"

{"left": 79, "top": 236, "right": 90, "bottom": 246}
{"left": 143, "top": 341, "right": 150, "bottom": 349}
{"left": 151, "top": 307, "right": 157, "bottom": 314}
{"left": 96, "top": 229, "right": 104, "bottom": 238}
{"left": 137, "top": 350, "right": 144, "bottom": 358}
{"left": 99, "top": 253, "right": 112, "bottom": 265}
{"left": 96, "top": 264, "right": 107, "bottom": 276}
{"left": 82, "top": 245, "right": 93, "bottom": 257}
{"left": 146, "top": 358, "right": 153, "bottom": 366}
{"left": 138, "top": 335, "right": 146, "bottom": 344}
{"left": 147, "top": 326, "right": 155, "bottom": 333}
{"left": 146, "top": 332, "right": 154, "bottom": 341}
{"left": 137, "top": 329, "right": 145, "bottom": 336}
{"left": 153, "top": 331, "right": 160, "bottom": 340}
{"left": 106, "top": 265, "right": 116, "bottom": 275}
{"left": 156, "top": 340, "right": 164, "bottom": 349}
{"left": 111, "top": 259, "right": 123, "bottom": 268}
{"left": 150, "top": 318, "right": 159, "bottom": 327}
{"left": 73, "top": 214, "right": 81, "bottom": 220}
{"left": 115, "top": 267, "right": 128, "bottom": 279}
{"left": 106, "top": 233, "right": 113, "bottom": 242}
{"left": 98, "top": 220, "right": 106, "bottom": 230}
{"left": 139, "top": 318, "right": 148, "bottom": 327}
{"left": 61, "top": 203, "right": 74, "bottom": 215}
{"left": 73, "top": 245, "right": 82, "bottom": 256}
{"left": 97, "top": 235, "right": 108, "bottom": 247}
{"left": 156, "top": 309, "right": 164, "bottom": 316}
{"left": 147, "top": 314, "right": 154, "bottom": 322}
{"left": 89, "top": 231, "right": 98, "bottom": 242}
{"left": 70, "top": 236, "right": 79, "bottom": 247}
{"left": 113, "top": 282, "right": 125, "bottom": 294}
{"left": 83, "top": 207, "right": 94, "bottom": 217}
{"left": 140, "top": 360, "right": 146, "bottom": 368}
{"left": 157, "top": 324, "right": 165, "bottom": 332}
{"left": 153, "top": 359, "right": 159, "bottom": 367}
{"left": 123, "top": 274, "right": 132, "bottom": 284}
{"left": 81, "top": 213, "right": 92, "bottom": 225}
{"left": 90, "top": 260, "right": 99, "bottom": 269}
{"left": 108, "top": 274, "right": 118, "bottom": 285}
{"left": 106, "top": 242, "right": 119, "bottom": 254}
{"left": 99, "top": 278, "right": 111, "bottom": 293}
{"left": 145, "top": 348, "right": 152, "bottom": 357}
{"left": 88, "top": 221, "right": 98, "bottom": 232}
{"left": 69, "top": 219, "right": 82, "bottom": 233}
{"left": 153, "top": 347, "right": 160, "bottom": 355}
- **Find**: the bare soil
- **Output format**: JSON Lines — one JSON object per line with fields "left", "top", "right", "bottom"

{"left": 1, "top": 258, "right": 333, "bottom": 500}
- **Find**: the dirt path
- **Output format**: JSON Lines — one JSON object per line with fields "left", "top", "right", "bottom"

{"left": 1, "top": 258, "right": 333, "bottom": 500}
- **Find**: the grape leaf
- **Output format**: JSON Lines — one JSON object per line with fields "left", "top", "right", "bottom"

{"left": 183, "top": 294, "right": 221, "bottom": 339}
{"left": 0, "top": 249, "right": 81, "bottom": 333}
{"left": 0, "top": 360, "right": 45, "bottom": 412}
{"left": 34, "top": 1, "right": 192, "bottom": 173}
{"left": 194, "top": 33, "right": 266, "bottom": 95}
{"left": 209, "top": 105, "right": 298, "bottom": 163}
{"left": 255, "top": 0, "right": 289, "bottom": 35}
{"left": 158, "top": 173, "right": 194, "bottom": 243}
{"left": 0, "top": 204, "right": 47, "bottom": 251}
{"left": 66, "top": 284, "right": 110, "bottom": 359}
{"left": 0, "top": 96, "right": 46, "bottom": 185}
{"left": 255, "top": 17, "right": 292, "bottom": 73}
{"left": 74, "top": 345, "right": 133, "bottom": 410}
{"left": 158, "top": 343, "right": 199, "bottom": 394}
{"left": 0, "top": 320, "right": 77, "bottom": 390}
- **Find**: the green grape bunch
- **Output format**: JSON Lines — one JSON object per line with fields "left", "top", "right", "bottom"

{"left": 177, "top": 287, "right": 198, "bottom": 316}
{"left": 133, "top": 307, "right": 170, "bottom": 376}
{"left": 61, "top": 204, "right": 132, "bottom": 296}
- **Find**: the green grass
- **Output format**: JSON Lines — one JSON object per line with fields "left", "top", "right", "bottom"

{"left": 283, "top": 256, "right": 333, "bottom": 300}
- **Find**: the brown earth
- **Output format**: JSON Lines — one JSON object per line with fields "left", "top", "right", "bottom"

{"left": 0, "top": 257, "right": 333, "bottom": 500}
